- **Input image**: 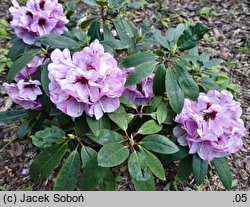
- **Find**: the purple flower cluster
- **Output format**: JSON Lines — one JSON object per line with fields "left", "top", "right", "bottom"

{"left": 173, "top": 90, "right": 247, "bottom": 160}
{"left": 48, "top": 40, "right": 126, "bottom": 119}
{"left": 3, "top": 56, "right": 44, "bottom": 109}
{"left": 123, "top": 68, "right": 154, "bottom": 106}
{"left": 9, "top": 0, "right": 68, "bottom": 45}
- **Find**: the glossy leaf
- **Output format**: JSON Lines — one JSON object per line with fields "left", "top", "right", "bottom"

{"left": 53, "top": 150, "right": 80, "bottom": 191}
{"left": 212, "top": 158, "right": 232, "bottom": 190}
{"left": 80, "top": 155, "right": 117, "bottom": 191}
{"left": 154, "top": 30, "right": 169, "bottom": 49}
{"left": 128, "top": 152, "right": 155, "bottom": 191}
{"left": 35, "top": 35, "right": 81, "bottom": 50}
{"left": 0, "top": 110, "right": 26, "bottom": 126}
{"left": 156, "top": 102, "right": 168, "bottom": 124}
{"left": 40, "top": 65, "right": 50, "bottom": 97}
{"left": 88, "top": 129, "right": 123, "bottom": 145}
{"left": 86, "top": 116, "right": 105, "bottom": 137}
{"left": 101, "top": 40, "right": 129, "bottom": 50}
{"left": 98, "top": 142, "right": 129, "bottom": 167}
{"left": 7, "top": 49, "right": 40, "bottom": 82}
{"left": 119, "top": 96, "right": 136, "bottom": 109}
{"left": 81, "top": 146, "right": 97, "bottom": 167}
{"left": 81, "top": 0, "right": 98, "bottom": 6}
{"left": 192, "top": 154, "right": 208, "bottom": 185}
{"left": 31, "top": 126, "right": 65, "bottom": 148}
{"left": 108, "top": 0, "right": 126, "bottom": 10}
{"left": 140, "top": 147, "right": 166, "bottom": 181}
{"left": 126, "top": 61, "right": 157, "bottom": 86}
{"left": 153, "top": 64, "right": 166, "bottom": 96}
{"left": 30, "top": 143, "right": 68, "bottom": 179}
{"left": 146, "top": 96, "right": 162, "bottom": 113}
{"left": 175, "top": 62, "right": 199, "bottom": 100}
{"left": 165, "top": 68, "right": 184, "bottom": 114}
{"left": 8, "top": 36, "right": 32, "bottom": 61}
{"left": 141, "top": 134, "right": 179, "bottom": 154}
{"left": 87, "top": 21, "right": 101, "bottom": 42}
{"left": 177, "top": 156, "right": 192, "bottom": 181}
{"left": 138, "top": 120, "right": 162, "bottom": 135}
{"left": 75, "top": 115, "right": 89, "bottom": 137}
{"left": 120, "top": 52, "right": 158, "bottom": 67}
{"left": 177, "top": 23, "right": 209, "bottom": 51}
{"left": 108, "top": 111, "right": 128, "bottom": 131}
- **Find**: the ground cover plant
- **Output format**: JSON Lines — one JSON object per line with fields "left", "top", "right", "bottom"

{"left": 0, "top": 0, "right": 248, "bottom": 191}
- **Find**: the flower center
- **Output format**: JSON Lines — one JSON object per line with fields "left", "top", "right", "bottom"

{"left": 39, "top": 0, "right": 45, "bottom": 10}
{"left": 204, "top": 111, "right": 217, "bottom": 121}
{"left": 38, "top": 18, "right": 46, "bottom": 26}
{"left": 26, "top": 11, "right": 33, "bottom": 18}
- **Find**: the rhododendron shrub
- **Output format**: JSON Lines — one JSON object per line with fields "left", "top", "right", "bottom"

{"left": 0, "top": 0, "right": 247, "bottom": 191}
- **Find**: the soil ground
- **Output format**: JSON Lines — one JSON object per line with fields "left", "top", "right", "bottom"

{"left": 0, "top": 0, "right": 249, "bottom": 191}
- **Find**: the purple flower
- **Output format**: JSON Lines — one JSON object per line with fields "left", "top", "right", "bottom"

{"left": 9, "top": 0, "right": 69, "bottom": 45}
{"left": 14, "top": 56, "right": 44, "bottom": 82}
{"left": 48, "top": 40, "right": 126, "bottom": 119}
{"left": 123, "top": 68, "right": 154, "bottom": 106}
{"left": 3, "top": 80, "right": 42, "bottom": 110}
{"left": 3, "top": 56, "right": 44, "bottom": 110}
{"left": 173, "top": 90, "right": 247, "bottom": 161}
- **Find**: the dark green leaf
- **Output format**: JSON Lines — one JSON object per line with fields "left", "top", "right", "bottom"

{"left": 146, "top": 96, "right": 162, "bottom": 113}
{"left": 177, "top": 23, "right": 209, "bottom": 51}
{"left": 192, "top": 154, "right": 208, "bottom": 185}
{"left": 16, "top": 116, "right": 36, "bottom": 138}
{"left": 7, "top": 49, "right": 40, "bottom": 82}
{"left": 80, "top": 155, "right": 117, "bottom": 191}
{"left": 100, "top": 40, "right": 129, "bottom": 50}
{"left": 30, "top": 143, "right": 68, "bottom": 179}
{"left": 175, "top": 62, "right": 199, "bottom": 100}
{"left": 81, "top": 0, "right": 98, "bottom": 6}
{"left": 120, "top": 52, "right": 158, "bottom": 67}
{"left": 35, "top": 35, "right": 81, "bottom": 50}
{"left": 53, "top": 150, "right": 80, "bottom": 191}
{"left": 81, "top": 146, "right": 97, "bottom": 167}
{"left": 140, "top": 147, "right": 166, "bottom": 181}
{"left": 199, "top": 77, "right": 220, "bottom": 92}
{"left": 203, "top": 59, "right": 224, "bottom": 68}
{"left": 165, "top": 68, "right": 184, "bottom": 114}
{"left": 128, "top": 152, "right": 155, "bottom": 191}
{"left": 114, "top": 19, "right": 135, "bottom": 52}
{"left": 8, "top": 36, "right": 32, "bottom": 61}
{"left": 138, "top": 120, "right": 162, "bottom": 135}
{"left": 103, "top": 24, "right": 115, "bottom": 41}
{"left": 212, "top": 158, "right": 232, "bottom": 190}
{"left": 108, "top": 111, "right": 128, "bottom": 130}
{"left": 141, "top": 134, "right": 179, "bottom": 154}
{"left": 88, "top": 129, "right": 123, "bottom": 145}
{"left": 80, "top": 17, "right": 98, "bottom": 29}
{"left": 108, "top": 0, "right": 126, "bottom": 10}
{"left": 153, "top": 64, "right": 166, "bottom": 96}
{"left": 119, "top": 96, "right": 136, "bottom": 109}
{"left": 87, "top": 21, "right": 101, "bottom": 42}
{"left": 75, "top": 115, "right": 89, "bottom": 137}
{"left": 156, "top": 101, "right": 168, "bottom": 124}
{"left": 86, "top": 116, "right": 105, "bottom": 137}
{"left": 40, "top": 65, "right": 50, "bottom": 97}
{"left": 98, "top": 142, "right": 129, "bottom": 167}
{"left": 177, "top": 156, "right": 192, "bottom": 181}
{"left": 31, "top": 126, "right": 65, "bottom": 148}
{"left": 160, "top": 145, "right": 189, "bottom": 164}
{"left": 0, "top": 110, "right": 26, "bottom": 126}
{"left": 125, "top": 61, "right": 157, "bottom": 86}
{"left": 154, "top": 30, "right": 169, "bottom": 49}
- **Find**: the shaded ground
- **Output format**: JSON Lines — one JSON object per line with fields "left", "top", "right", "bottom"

{"left": 0, "top": 0, "right": 249, "bottom": 191}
